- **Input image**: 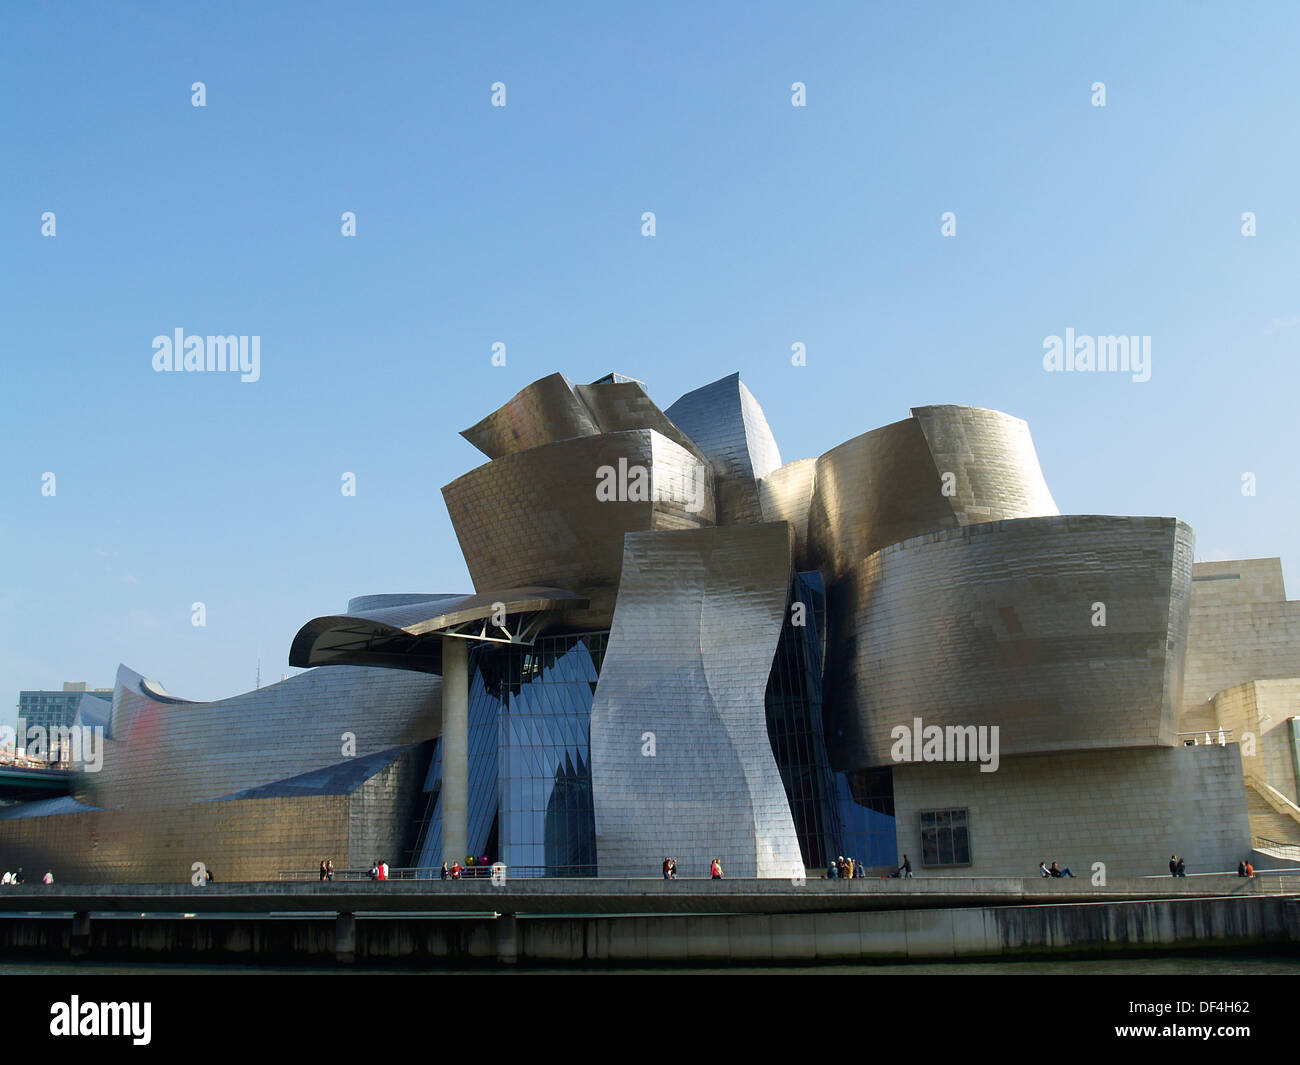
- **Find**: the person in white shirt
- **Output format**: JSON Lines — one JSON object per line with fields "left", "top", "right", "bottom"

{"left": 1, "top": 872, "right": 10, "bottom": 886}
{"left": 42, "top": 871, "right": 53, "bottom": 884}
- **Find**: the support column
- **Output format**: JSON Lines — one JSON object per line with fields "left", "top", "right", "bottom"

{"left": 441, "top": 636, "right": 469, "bottom": 868}
{"left": 335, "top": 912, "right": 356, "bottom": 964}
{"left": 70, "top": 911, "right": 90, "bottom": 958}
{"left": 494, "top": 912, "right": 519, "bottom": 965}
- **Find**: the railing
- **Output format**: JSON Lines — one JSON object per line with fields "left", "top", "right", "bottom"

{"left": 1175, "top": 728, "right": 1234, "bottom": 746}
{"left": 1253, "top": 837, "right": 1300, "bottom": 861}
{"left": 277, "top": 865, "right": 597, "bottom": 882}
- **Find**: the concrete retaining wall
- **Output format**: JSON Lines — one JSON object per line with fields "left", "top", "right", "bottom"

{"left": 1, "top": 895, "right": 1294, "bottom": 965}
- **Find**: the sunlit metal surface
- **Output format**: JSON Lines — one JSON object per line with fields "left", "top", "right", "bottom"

{"left": 290, "top": 587, "right": 590, "bottom": 670}
{"left": 461, "top": 372, "right": 599, "bottom": 460}
{"left": 822, "top": 515, "right": 1195, "bottom": 771}
{"left": 757, "top": 458, "right": 817, "bottom": 570}
{"left": 460, "top": 372, "right": 705, "bottom": 464}
{"left": 808, "top": 407, "right": 1058, "bottom": 579}
{"left": 443, "top": 429, "right": 715, "bottom": 628}
{"left": 665, "top": 372, "right": 782, "bottom": 525}
{"left": 72, "top": 664, "right": 440, "bottom": 812}
{"left": 0, "top": 744, "right": 428, "bottom": 883}
{"left": 590, "top": 523, "right": 804, "bottom": 879}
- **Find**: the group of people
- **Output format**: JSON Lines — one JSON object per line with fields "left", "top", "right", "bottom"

{"left": 827, "top": 855, "right": 865, "bottom": 879}
{"left": 0, "top": 869, "right": 53, "bottom": 884}
{"left": 318, "top": 858, "right": 334, "bottom": 882}
{"left": 1169, "top": 854, "right": 1187, "bottom": 877}
{"left": 439, "top": 855, "right": 492, "bottom": 879}
{"left": 656, "top": 857, "right": 724, "bottom": 878}
{"left": 368, "top": 859, "right": 390, "bottom": 881}
{"left": 1038, "top": 861, "right": 1076, "bottom": 878}
{"left": 1237, "top": 859, "right": 1255, "bottom": 877}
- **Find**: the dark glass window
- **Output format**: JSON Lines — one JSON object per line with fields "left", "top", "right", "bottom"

{"left": 411, "top": 632, "right": 605, "bottom": 877}
{"left": 764, "top": 572, "right": 897, "bottom": 869}
{"left": 919, "top": 808, "right": 971, "bottom": 867}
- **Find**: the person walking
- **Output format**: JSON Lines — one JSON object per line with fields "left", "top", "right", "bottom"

{"left": 1176, "top": 856, "right": 1186, "bottom": 878}
{"left": 663, "top": 857, "right": 672, "bottom": 880}
{"left": 827, "top": 856, "right": 838, "bottom": 879}
{"left": 320, "top": 859, "right": 328, "bottom": 883}
{"left": 1169, "top": 854, "right": 1178, "bottom": 877}
{"left": 326, "top": 858, "right": 334, "bottom": 882}
{"left": 710, "top": 858, "right": 723, "bottom": 880}
{"left": 899, "top": 855, "right": 913, "bottom": 879}
{"left": 42, "top": 870, "right": 53, "bottom": 884}
{"left": 440, "top": 861, "right": 449, "bottom": 880}
{"left": 378, "top": 859, "right": 389, "bottom": 882}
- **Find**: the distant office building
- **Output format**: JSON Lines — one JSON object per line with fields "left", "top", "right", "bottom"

{"left": 15, "top": 683, "right": 111, "bottom": 740}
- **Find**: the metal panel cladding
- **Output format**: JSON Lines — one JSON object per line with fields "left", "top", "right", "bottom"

{"left": 823, "top": 515, "right": 1195, "bottom": 771}
{"left": 589, "top": 522, "right": 804, "bottom": 879}
{"left": 442, "top": 429, "right": 715, "bottom": 629}
{"left": 808, "top": 406, "right": 1059, "bottom": 579}
{"left": 758, "top": 458, "right": 817, "bottom": 570}
{"left": 665, "top": 373, "right": 783, "bottom": 525}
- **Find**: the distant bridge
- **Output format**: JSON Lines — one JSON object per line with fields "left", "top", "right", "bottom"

{"left": 0, "top": 765, "right": 71, "bottom": 803}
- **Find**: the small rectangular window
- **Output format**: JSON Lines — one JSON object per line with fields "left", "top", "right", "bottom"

{"left": 919, "top": 808, "right": 971, "bottom": 867}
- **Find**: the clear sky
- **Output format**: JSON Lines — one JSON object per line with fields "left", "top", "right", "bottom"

{"left": 2, "top": 2, "right": 1297, "bottom": 715}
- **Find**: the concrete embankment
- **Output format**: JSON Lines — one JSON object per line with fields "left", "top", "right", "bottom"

{"left": 0, "top": 877, "right": 1296, "bottom": 965}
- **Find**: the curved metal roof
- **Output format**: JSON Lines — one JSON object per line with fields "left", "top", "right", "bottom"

{"left": 289, "top": 586, "right": 590, "bottom": 672}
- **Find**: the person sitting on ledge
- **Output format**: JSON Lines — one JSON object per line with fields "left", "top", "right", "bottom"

{"left": 1049, "top": 861, "right": 1074, "bottom": 878}
{"left": 1039, "top": 861, "right": 1051, "bottom": 878}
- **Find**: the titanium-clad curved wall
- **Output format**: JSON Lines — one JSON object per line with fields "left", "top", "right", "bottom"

{"left": 823, "top": 515, "right": 1195, "bottom": 771}
{"left": 911, "top": 405, "right": 1058, "bottom": 528}
{"left": 808, "top": 407, "right": 1058, "bottom": 578}
{"left": 665, "top": 373, "right": 782, "bottom": 525}
{"left": 442, "top": 429, "right": 715, "bottom": 629}
{"left": 75, "top": 664, "right": 441, "bottom": 810}
{"left": 460, "top": 372, "right": 705, "bottom": 464}
{"left": 758, "top": 458, "right": 817, "bottom": 571}
{"left": 590, "top": 522, "right": 804, "bottom": 878}
{"left": 461, "top": 372, "right": 599, "bottom": 460}
{"left": 574, "top": 379, "right": 705, "bottom": 460}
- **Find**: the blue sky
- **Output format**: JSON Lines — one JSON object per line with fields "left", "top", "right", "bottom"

{"left": 2, "top": 1, "right": 1297, "bottom": 713}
